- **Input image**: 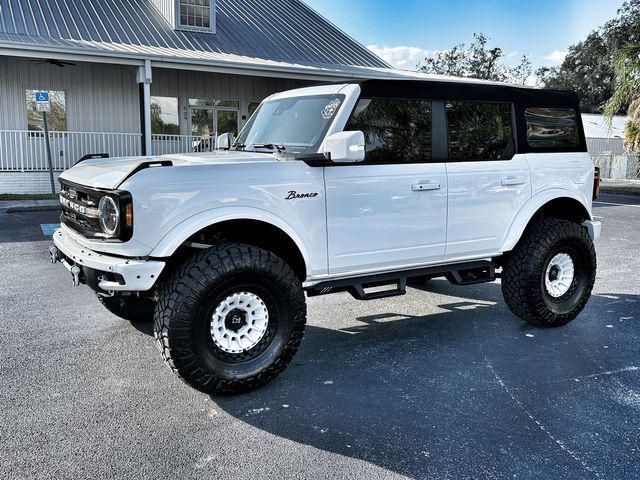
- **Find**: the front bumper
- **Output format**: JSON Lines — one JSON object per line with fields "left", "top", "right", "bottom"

{"left": 582, "top": 220, "right": 602, "bottom": 243}
{"left": 51, "top": 226, "right": 165, "bottom": 292}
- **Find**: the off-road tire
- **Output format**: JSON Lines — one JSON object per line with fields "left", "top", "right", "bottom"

{"left": 502, "top": 217, "right": 596, "bottom": 327}
{"left": 98, "top": 294, "right": 156, "bottom": 322}
{"left": 154, "top": 243, "right": 306, "bottom": 394}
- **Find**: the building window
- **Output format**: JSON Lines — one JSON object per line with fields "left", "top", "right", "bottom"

{"left": 446, "top": 102, "right": 514, "bottom": 160}
{"left": 525, "top": 107, "right": 579, "bottom": 148}
{"left": 346, "top": 98, "right": 432, "bottom": 164}
{"left": 151, "top": 96, "right": 180, "bottom": 135}
{"left": 179, "top": 0, "right": 213, "bottom": 30}
{"left": 25, "top": 89, "right": 67, "bottom": 131}
{"left": 189, "top": 98, "right": 239, "bottom": 108}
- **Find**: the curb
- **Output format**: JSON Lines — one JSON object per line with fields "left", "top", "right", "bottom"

{"left": 5, "top": 205, "right": 61, "bottom": 213}
{"left": 600, "top": 187, "right": 640, "bottom": 197}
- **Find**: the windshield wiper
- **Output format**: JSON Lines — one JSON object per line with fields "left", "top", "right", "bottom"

{"left": 232, "top": 143, "right": 246, "bottom": 151}
{"left": 249, "top": 143, "right": 286, "bottom": 153}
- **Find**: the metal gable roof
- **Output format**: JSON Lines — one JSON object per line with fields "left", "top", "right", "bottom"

{"left": 0, "top": 0, "right": 389, "bottom": 69}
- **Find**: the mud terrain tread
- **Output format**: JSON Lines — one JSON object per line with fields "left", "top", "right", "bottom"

{"left": 153, "top": 243, "right": 306, "bottom": 394}
{"left": 502, "top": 217, "right": 596, "bottom": 327}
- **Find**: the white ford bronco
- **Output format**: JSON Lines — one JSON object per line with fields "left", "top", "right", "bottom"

{"left": 50, "top": 79, "right": 601, "bottom": 394}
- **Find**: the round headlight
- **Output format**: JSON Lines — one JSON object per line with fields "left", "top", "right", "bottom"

{"left": 98, "top": 196, "right": 120, "bottom": 237}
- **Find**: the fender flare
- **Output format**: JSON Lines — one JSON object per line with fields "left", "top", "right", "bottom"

{"left": 499, "top": 188, "right": 592, "bottom": 253}
{"left": 149, "top": 206, "right": 312, "bottom": 269}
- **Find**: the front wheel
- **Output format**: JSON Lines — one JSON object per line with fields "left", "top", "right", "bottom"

{"left": 502, "top": 218, "right": 596, "bottom": 327}
{"left": 154, "top": 243, "right": 307, "bottom": 394}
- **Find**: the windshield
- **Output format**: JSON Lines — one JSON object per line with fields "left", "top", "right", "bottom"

{"left": 234, "top": 94, "right": 345, "bottom": 155}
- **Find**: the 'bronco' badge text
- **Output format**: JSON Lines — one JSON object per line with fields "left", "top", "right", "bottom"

{"left": 285, "top": 191, "right": 319, "bottom": 200}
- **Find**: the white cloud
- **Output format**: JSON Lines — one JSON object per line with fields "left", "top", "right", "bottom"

{"left": 507, "top": 51, "right": 520, "bottom": 59}
{"left": 367, "top": 45, "right": 433, "bottom": 69}
{"left": 544, "top": 50, "right": 568, "bottom": 63}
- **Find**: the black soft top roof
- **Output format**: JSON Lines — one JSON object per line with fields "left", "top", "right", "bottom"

{"left": 357, "top": 79, "right": 581, "bottom": 111}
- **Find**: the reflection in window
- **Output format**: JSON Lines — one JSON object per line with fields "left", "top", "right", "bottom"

{"left": 189, "top": 98, "right": 239, "bottom": 108}
{"left": 446, "top": 102, "right": 514, "bottom": 160}
{"left": 25, "top": 89, "right": 67, "bottom": 131}
{"left": 151, "top": 96, "right": 180, "bottom": 135}
{"left": 525, "top": 107, "right": 579, "bottom": 148}
{"left": 179, "top": 0, "right": 212, "bottom": 29}
{"left": 346, "top": 99, "right": 432, "bottom": 163}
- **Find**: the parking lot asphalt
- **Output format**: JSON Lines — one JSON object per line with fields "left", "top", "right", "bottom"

{"left": 1, "top": 194, "right": 639, "bottom": 480}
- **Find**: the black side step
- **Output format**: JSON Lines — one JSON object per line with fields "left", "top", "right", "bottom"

{"left": 446, "top": 264, "right": 495, "bottom": 286}
{"left": 348, "top": 278, "right": 407, "bottom": 300}
{"left": 307, "top": 260, "right": 495, "bottom": 300}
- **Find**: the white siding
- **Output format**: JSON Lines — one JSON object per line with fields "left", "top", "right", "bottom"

{"left": 149, "top": 0, "right": 177, "bottom": 28}
{"left": 0, "top": 57, "right": 140, "bottom": 133}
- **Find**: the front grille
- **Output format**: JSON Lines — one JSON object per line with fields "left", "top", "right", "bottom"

{"left": 59, "top": 181, "right": 104, "bottom": 238}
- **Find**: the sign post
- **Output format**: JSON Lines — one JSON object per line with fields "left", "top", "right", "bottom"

{"left": 35, "top": 91, "right": 56, "bottom": 197}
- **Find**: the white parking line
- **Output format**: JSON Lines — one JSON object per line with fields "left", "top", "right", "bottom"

{"left": 594, "top": 201, "right": 640, "bottom": 208}
{"left": 594, "top": 216, "right": 605, "bottom": 219}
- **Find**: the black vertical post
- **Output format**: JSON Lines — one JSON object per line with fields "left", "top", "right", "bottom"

{"left": 139, "top": 83, "right": 147, "bottom": 156}
{"left": 42, "top": 111, "right": 56, "bottom": 197}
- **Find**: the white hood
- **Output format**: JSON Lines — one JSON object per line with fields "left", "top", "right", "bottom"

{"left": 59, "top": 151, "right": 277, "bottom": 190}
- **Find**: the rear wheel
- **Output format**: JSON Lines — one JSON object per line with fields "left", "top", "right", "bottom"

{"left": 98, "top": 294, "right": 156, "bottom": 322}
{"left": 154, "top": 243, "right": 306, "bottom": 394}
{"left": 502, "top": 218, "right": 596, "bottom": 327}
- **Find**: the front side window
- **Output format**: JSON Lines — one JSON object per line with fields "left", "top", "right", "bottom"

{"left": 25, "top": 89, "right": 67, "bottom": 131}
{"left": 235, "top": 94, "right": 345, "bottom": 155}
{"left": 446, "top": 102, "right": 514, "bottom": 160}
{"left": 525, "top": 107, "right": 579, "bottom": 148}
{"left": 346, "top": 98, "right": 432, "bottom": 164}
{"left": 151, "top": 96, "right": 180, "bottom": 135}
{"left": 179, "top": 0, "right": 212, "bottom": 29}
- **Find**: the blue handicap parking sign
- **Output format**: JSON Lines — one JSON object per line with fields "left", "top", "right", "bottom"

{"left": 35, "top": 91, "right": 49, "bottom": 102}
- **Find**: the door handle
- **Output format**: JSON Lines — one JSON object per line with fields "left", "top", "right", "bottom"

{"left": 501, "top": 176, "right": 526, "bottom": 187}
{"left": 412, "top": 181, "right": 441, "bottom": 192}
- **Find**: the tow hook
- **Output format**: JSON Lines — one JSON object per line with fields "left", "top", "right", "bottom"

{"left": 71, "top": 265, "right": 81, "bottom": 287}
{"left": 49, "top": 245, "right": 59, "bottom": 264}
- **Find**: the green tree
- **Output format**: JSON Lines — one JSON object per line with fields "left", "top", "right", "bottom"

{"left": 418, "top": 33, "right": 531, "bottom": 84}
{"left": 604, "top": 44, "right": 640, "bottom": 154}
{"left": 537, "top": 0, "right": 640, "bottom": 113}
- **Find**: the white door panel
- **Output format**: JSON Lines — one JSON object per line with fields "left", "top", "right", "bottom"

{"left": 445, "top": 154, "right": 531, "bottom": 257}
{"left": 326, "top": 163, "right": 447, "bottom": 275}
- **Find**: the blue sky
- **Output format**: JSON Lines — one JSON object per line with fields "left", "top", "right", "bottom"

{"left": 303, "top": 0, "right": 626, "bottom": 70}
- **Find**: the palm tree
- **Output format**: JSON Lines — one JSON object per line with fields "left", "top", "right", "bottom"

{"left": 604, "top": 44, "right": 640, "bottom": 155}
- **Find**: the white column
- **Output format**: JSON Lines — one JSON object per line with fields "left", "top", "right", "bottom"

{"left": 137, "top": 60, "right": 153, "bottom": 156}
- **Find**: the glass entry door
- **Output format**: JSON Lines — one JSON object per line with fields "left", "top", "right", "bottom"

{"left": 190, "top": 106, "right": 238, "bottom": 152}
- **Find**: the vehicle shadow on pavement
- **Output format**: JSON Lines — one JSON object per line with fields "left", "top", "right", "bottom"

{"left": 213, "top": 281, "right": 640, "bottom": 479}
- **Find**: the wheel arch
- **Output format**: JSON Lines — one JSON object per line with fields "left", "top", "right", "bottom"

{"left": 150, "top": 208, "right": 310, "bottom": 280}
{"left": 500, "top": 190, "right": 592, "bottom": 253}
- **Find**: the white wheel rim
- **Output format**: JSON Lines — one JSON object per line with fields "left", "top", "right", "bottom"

{"left": 210, "top": 292, "right": 269, "bottom": 354}
{"left": 545, "top": 253, "right": 575, "bottom": 298}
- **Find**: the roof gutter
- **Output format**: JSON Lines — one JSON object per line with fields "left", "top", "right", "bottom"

{"left": 0, "top": 42, "right": 399, "bottom": 82}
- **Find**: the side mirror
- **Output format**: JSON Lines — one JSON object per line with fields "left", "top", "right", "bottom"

{"left": 216, "top": 132, "right": 235, "bottom": 150}
{"left": 323, "top": 131, "right": 365, "bottom": 163}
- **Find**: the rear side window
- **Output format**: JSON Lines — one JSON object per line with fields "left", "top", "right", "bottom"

{"left": 525, "top": 107, "right": 579, "bottom": 148}
{"left": 446, "top": 102, "right": 514, "bottom": 160}
{"left": 346, "top": 98, "right": 432, "bottom": 163}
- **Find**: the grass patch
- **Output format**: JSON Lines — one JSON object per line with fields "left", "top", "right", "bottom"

{"left": 0, "top": 193, "right": 57, "bottom": 201}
